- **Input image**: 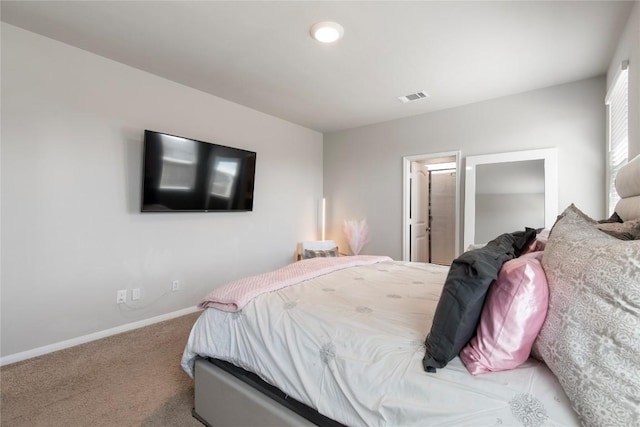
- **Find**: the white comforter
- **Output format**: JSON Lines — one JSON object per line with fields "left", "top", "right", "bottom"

{"left": 181, "top": 260, "right": 579, "bottom": 427}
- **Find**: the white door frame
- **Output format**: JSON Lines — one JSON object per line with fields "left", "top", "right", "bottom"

{"left": 402, "top": 150, "right": 461, "bottom": 262}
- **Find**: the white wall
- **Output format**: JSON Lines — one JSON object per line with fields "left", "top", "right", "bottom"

{"left": 607, "top": 0, "right": 640, "bottom": 159}
{"left": 324, "top": 77, "right": 606, "bottom": 259}
{"left": 0, "top": 24, "right": 323, "bottom": 358}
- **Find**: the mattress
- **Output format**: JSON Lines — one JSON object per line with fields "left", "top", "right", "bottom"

{"left": 181, "top": 259, "right": 579, "bottom": 426}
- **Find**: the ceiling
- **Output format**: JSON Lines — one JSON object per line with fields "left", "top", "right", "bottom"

{"left": 1, "top": 1, "right": 634, "bottom": 133}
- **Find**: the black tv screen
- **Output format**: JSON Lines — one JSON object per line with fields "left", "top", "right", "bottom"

{"left": 141, "top": 130, "right": 256, "bottom": 212}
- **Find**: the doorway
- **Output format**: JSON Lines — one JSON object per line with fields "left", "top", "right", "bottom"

{"left": 402, "top": 151, "right": 460, "bottom": 265}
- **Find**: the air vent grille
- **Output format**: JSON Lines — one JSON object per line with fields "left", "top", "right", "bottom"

{"left": 397, "top": 91, "right": 430, "bottom": 103}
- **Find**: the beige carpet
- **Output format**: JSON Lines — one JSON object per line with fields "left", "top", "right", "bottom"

{"left": 0, "top": 312, "right": 203, "bottom": 427}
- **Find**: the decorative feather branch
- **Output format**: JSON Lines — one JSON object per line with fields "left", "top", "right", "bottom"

{"left": 343, "top": 218, "right": 369, "bottom": 255}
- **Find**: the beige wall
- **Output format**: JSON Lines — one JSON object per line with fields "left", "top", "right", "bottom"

{"left": 1, "top": 24, "right": 323, "bottom": 358}
{"left": 324, "top": 77, "right": 606, "bottom": 259}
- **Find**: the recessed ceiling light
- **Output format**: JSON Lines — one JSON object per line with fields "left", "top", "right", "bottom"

{"left": 310, "top": 21, "right": 344, "bottom": 43}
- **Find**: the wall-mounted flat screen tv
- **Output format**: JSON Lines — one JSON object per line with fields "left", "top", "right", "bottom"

{"left": 141, "top": 130, "right": 256, "bottom": 212}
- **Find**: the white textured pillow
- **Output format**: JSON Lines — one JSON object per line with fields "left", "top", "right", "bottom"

{"left": 533, "top": 205, "right": 640, "bottom": 426}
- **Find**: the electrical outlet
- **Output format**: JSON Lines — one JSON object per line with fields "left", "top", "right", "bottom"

{"left": 132, "top": 288, "right": 141, "bottom": 301}
{"left": 172, "top": 280, "right": 180, "bottom": 292}
{"left": 116, "top": 289, "right": 127, "bottom": 304}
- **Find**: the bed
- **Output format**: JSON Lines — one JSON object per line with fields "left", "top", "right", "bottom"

{"left": 181, "top": 155, "right": 640, "bottom": 427}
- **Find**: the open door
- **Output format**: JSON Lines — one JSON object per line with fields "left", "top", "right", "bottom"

{"left": 403, "top": 151, "right": 460, "bottom": 264}
{"left": 410, "top": 162, "right": 429, "bottom": 262}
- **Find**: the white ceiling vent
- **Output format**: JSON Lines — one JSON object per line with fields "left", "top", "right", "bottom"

{"left": 397, "top": 91, "right": 430, "bottom": 103}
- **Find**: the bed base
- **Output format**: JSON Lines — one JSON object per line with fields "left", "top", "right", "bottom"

{"left": 193, "top": 358, "right": 344, "bottom": 427}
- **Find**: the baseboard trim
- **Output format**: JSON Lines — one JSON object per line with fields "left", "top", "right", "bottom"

{"left": 0, "top": 306, "right": 201, "bottom": 366}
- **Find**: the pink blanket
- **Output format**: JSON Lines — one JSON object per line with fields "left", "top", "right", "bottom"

{"left": 198, "top": 255, "right": 392, "bottom": 312}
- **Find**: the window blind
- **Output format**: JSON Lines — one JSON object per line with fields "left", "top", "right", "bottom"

{"left": 605, "top": 61, "right": 629, "bottom": 216}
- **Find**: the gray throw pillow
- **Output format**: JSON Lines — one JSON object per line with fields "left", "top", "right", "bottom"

{"left": 596, "top": 218, "right": 640, "bottom": 240}
{"left": 303, "top": 247, "right": 339, "bottom": 259}
{"left": 532, "top": 205, "right": 640, "bottom": 426}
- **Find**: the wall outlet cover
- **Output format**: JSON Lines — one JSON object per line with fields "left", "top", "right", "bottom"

{"left": 116, "top": 289, "right": 127, "bottom": 304}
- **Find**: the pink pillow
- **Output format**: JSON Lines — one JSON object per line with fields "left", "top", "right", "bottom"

{"left": 522, "top": 230, "right": 548, "bottom": 254}
{"left": 460, "top": 251, "right": 549, "bottom": 375}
